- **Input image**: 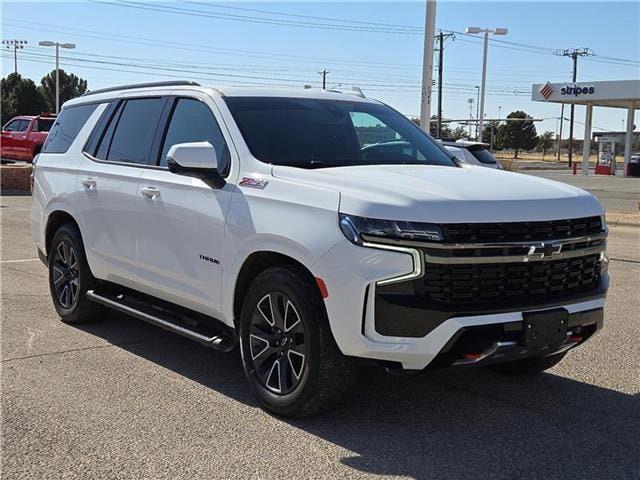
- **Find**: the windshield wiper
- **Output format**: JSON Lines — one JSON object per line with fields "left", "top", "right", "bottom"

{"left": 284, "top": 160, "right": 347, "bottom": 169}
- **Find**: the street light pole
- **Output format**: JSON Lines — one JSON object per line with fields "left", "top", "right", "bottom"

{"left": 465, "top": 27, "right": 508, "bottom": 142}
{"left": 38, "top": 40, "right": 76, "bottom": 113}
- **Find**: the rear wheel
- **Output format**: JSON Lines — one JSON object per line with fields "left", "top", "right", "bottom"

{"left": 239, "top": 265, "right": 355, "bottom": 418}
{"left": 48, "top": 223, "right": 105, "bottom": 324}
{"left": 489, "top": 352, "right": 567, "bottom": 375}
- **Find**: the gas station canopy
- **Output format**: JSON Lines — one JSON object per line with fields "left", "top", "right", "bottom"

{"left": 532, "top": 79, "right": 639, "bottom": 175}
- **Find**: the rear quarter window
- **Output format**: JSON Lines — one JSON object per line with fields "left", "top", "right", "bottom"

{"left": 42, "top": 104, "right": 98, "bottom": 154}
{"left": 34, "top": 118, "right": 55, "bottom": 132}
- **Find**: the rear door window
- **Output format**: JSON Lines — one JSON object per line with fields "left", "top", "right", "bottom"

{"left": 99, "top": 98, "right": 165, "bottom": 165}
{"left": 43, "top": 104, "right": 99, "bottom": 154}
{"left": 17, "top": 120, "right": 30, "bottom": 131}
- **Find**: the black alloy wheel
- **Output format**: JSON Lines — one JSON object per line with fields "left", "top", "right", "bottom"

{"left": 249, "top": 292, "right": 308, "bottom": 395}
{"left": 48, "top": 223, "right": 105, "bottom": 324}
{"left": 51, "top": 239, "right": 80, "bottom": 309}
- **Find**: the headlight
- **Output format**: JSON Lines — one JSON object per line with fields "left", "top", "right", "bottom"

{"left": 600, "top": 214, "right": 607, "bottom": 232}
{"left": 339, "top": 214, "right": 443, "bottom": 245}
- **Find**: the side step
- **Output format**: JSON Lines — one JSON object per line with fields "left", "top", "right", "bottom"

{"left": 86, "top": 290, "right": 235, "bottom": 352}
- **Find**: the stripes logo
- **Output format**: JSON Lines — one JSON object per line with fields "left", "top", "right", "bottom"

{"left": 539, "top": 82, "right": 554, "bottom": 100}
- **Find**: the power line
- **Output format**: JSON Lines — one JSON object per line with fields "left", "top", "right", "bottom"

{"left": 88, "top": 0, "right": 422, "bottom": 34}
{"left": 179, "top": 0, "right": 421, "bottom": 30}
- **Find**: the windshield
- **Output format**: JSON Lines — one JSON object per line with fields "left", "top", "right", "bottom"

{"left": 224, "top": 97, "right": 457, "bottom": 169}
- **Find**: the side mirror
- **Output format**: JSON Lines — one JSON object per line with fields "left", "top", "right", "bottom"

{"left": 166, "top": 141, "right": 225, "bottom": 189}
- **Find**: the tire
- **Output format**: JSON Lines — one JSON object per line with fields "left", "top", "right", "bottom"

{"left": 48, "top": 223, "right": 106, "bottom": 324}
{"left": 239, "top": 265, "right": 355, "bottom": 418}
{"left": 488, "top": 352, "right": 567, "bottom": 375}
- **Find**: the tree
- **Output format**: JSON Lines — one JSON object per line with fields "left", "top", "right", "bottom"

{"left": 1, "top": 73, "right": 48, "bottom": 121}
{"left": 499, "top": 111, "right": 538, "bottom": 158}
{"left": 450, "top": 126, "right": 467, "bottom": 140}
{"left": 39, "top": 69, "right": 88, "bottom": 111}
{"left": 410, "top": 116, "right": 453, "bottom": 138}
{"left": 538, "top": 131, "right": 555, "bottom": 159}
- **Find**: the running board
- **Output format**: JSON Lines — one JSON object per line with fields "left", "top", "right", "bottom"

{"left": 86, "top": 290, "right": 235, "bottom": 352}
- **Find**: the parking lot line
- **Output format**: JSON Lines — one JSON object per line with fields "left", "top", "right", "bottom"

{"left": 0, "top": 258, "right": 40, "bottom": 264}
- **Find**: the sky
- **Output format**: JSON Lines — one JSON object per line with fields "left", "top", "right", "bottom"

{"left": 2, "top": 0, "right": 639, "bottom": 138}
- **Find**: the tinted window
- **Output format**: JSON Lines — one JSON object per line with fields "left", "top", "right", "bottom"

{"left": 17, "top": 120, "right": 30, "bottom": 131}
{"left": 224, "top": 97, "right": 455, "bottom": 169}
{"left": 4, "top": 120, "right": 21, "bottom": 131}
{"left": 470, "top": 147, "right": 497, "bottom": 164}
{"left": 34, "top": 118, "right": 55, "bottom": 132}
{"left": 94, "top": 103, "right": 123, "bottom": 160}
{"left": 43, "top": 104, "right": 98, "bottom": 154}
{"left": 105, "top": 98, "right": 165, "bottom": 165}
{"left": 159, "top": 98, "right": 229, "bottom": 171}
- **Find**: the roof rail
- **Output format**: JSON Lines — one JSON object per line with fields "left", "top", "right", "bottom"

{"left": 82, "top": 80, "right": 200, "bottom": 97}
{"left": 325, "top": 86, "right": 366, "bottom": 98}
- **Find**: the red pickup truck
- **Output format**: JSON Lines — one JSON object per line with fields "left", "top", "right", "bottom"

{"left": 1, "top": 114, "right": 56, "bottom": 162}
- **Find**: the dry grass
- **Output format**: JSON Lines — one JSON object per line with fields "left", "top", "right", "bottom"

{"left": 607, "top": 211, "right": 639, "bottom": 226}
{"left": 494, "top": 152, "right": 602, "bottom": 164}
{"left": 499, "top": 157, "right": 519, "bottom": 172}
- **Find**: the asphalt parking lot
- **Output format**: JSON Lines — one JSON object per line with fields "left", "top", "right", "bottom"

{"left": 2, "top": 195, "right": 639, "bottom": 479}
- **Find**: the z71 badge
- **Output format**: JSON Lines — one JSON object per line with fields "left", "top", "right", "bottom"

{"left": 239, "top": 177, "right": 269, "bottom": 189}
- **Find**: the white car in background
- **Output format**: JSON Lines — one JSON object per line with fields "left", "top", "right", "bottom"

{"left": 442, "top": 140, "right": 503, "bottom": 169}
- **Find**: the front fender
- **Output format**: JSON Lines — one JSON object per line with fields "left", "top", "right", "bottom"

{"left": 219, "top": 177, "right": 342, "bottom": 325}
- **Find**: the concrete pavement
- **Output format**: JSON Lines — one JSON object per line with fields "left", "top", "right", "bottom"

{"left": 2, "top": 196, "right": 639, "bottom": 479}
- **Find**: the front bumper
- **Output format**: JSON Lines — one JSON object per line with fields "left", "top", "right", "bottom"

{"left": 314, "top": 239, "right": 608, "bottom": 371}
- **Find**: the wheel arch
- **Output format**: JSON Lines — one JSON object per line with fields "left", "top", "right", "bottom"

{"left": 45, "top": 210, "right": 80, "bottom": 259}
{"left": 232, "top": 251, "right": 321, "bottom": 329}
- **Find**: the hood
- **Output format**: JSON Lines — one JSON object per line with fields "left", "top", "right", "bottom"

{"left": 272, "top": 164, "right": 604, "bottom": 223}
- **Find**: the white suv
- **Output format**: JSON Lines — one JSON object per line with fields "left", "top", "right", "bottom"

{"left": 32, "top": 81, "right": 608, "bottom": 417}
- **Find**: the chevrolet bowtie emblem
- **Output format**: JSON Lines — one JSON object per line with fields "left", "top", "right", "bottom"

{"left": 526, "top": 241, "right": 563, "bottom": 260}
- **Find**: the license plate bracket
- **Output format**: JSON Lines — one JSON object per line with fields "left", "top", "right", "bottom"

{"left": 521, "top": 308, "right": 569, "bottom": 349}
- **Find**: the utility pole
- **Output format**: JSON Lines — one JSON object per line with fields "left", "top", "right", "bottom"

{"left": 436, "top": 30, "right": 454, "bottom": 138}
{"left": 420, "top": 0, "right": 437, "bottom": 134}
{"left": 2, "top": 40, "right": 27, "bottom": 74}
{"left": 317, "top": 70, "right": 329, "bottom": 89}
{"left": 554, "top": 48, "right": 593, "bottom": 166}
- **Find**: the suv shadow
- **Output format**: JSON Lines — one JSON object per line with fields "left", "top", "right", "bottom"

{"left": 77, "top": 313, "right": 640, "bottom": 479}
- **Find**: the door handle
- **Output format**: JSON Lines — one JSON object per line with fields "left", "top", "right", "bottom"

{"left": 81, "top": 177, "right": 97, "bottom": 189}
{"left": 140, "top": 186, "right": 160, "bottom": 199}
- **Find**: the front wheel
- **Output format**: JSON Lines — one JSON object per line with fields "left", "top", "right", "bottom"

{"left": 239, "top": 265, "right": 355, "bottom": 418}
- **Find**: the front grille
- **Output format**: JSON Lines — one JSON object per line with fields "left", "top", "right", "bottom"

{"left": 439, "top": 216, "right": 602, "bottom": 243}
{"left": 421, "top": 254, "right": 601, "bottom": 306}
